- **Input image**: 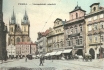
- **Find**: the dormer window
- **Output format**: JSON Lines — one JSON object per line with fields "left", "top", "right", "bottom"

{"left": 93, "top": 7, "right": 96, "bottom": 11}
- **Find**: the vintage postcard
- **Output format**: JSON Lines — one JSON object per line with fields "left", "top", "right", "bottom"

{"left": 0, "top": 0, "right": 104, "bottom": 70}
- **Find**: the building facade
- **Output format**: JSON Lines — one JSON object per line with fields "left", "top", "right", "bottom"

{"left": 8, "top": 8, "right": 30, "bottom": 45}
{"left": 7, "top": 44, "right": 16, "bottom": 59}
{"left": 37, "top": 30, "right": 49, "bottom": 56}
{"left": 45, "top": 18, "right": 65, "bottom": 59}
{"left": 86, "top": 3, "right": 104, "bottom": 59}
{"left": 0, "top": 0, "right": 8, "bottom": 60}
{"left": 15, "top": 42, "right": 36, "bottom": 58}
{"left": 64, "top": 4, "right": 86, "bottom": 57}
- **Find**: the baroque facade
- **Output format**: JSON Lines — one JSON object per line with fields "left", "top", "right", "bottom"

{"left": 0, "top": 0, "right": 7, "bottom": 60}
{"left": 47, "top": 18, "right": 65, "bottom": 52}
{"left": 86, "top": 3, "right": 104, "bottom": 59}
{"left": 64, "top": 4, "right": 86, "bottom": 57}
{"left": 15, "top": 42, "right": 36, "bottom": 57}
{"left": 8, "top": 8, "right": 30, "bottom": 45}
{"left": 7, "top": 44, "right": 16, "bottom": 59}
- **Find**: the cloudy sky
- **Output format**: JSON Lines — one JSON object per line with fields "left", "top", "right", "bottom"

{"left": 2, "top": 0, "right": 104, "bottom": 42}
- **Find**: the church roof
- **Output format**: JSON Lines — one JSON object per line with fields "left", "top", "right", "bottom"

{"left": 40, "top": 29, "right": 50, "bottom": 36}
{"left": 70, "top": 4, "right": 86, "bottom": 13}
{"left": 11, "top": 6, "right": 16, "bottom": 24}
{"left": 17, "top": 42, "right": 35, "bottom": 45}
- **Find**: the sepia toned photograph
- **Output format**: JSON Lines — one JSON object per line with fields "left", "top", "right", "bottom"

{"left": 0, "top": 0, "right": 104, "bottom": 70}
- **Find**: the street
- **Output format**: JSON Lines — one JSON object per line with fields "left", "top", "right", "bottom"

{"left": 0, "top": 58, "right": 104, "bottom": 70}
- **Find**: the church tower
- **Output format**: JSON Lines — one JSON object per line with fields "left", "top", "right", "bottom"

{"left": 8, "top": 7, "right": 17, "bottom": 45}
{"left": 21, "top": 9, "right": 30, "bottom": 42}
{"left": 0, "top": 0, "right": 8, "bottom": 60}
{"left": 8, "top": 7, "right": 30, "bottom": 45}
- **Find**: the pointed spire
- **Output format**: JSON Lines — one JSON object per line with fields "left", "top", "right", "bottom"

{"left": 77, "top": 1, "right": 78, "bottom": 6}
{"left": 13, "top": 6, "right": 14, "bottom": 15}
{"left": 25, "top": 6, "right": 27, "bottom": 16}
{"left": 11, "top": 6, "right": 16, "bottom": 24}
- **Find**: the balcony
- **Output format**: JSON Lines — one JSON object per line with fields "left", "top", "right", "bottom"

{"left": 74, "top": 45, "right": 84, "bottom": 49}
{"left": 89, "top": 42, "right": 103, "bottom": 46}
{"left": 88, "top": 28, "right": 104, "bottom": 35}
{"left": 100, "top": 18, "right": 104, "bottom": 22}
{"left": 68, "top": 33, "right": 80, "bottom": 37}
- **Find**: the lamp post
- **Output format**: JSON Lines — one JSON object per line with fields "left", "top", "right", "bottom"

{"left": 11, "top": 44, "right": 12, "bottom": 59}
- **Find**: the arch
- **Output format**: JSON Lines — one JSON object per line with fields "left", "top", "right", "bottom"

{"left": 17, "top": 37, "right": 20, "bottom": 43}
{"left": 89, "top": 48, "right": 95, "bottom": 59}
{"left": 76, "top": 49, "right": 83, "bottom": 55}
{"left": 93, "top": 7, "right": 96, "bottom": 11}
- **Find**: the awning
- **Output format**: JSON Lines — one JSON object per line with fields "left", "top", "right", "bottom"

{"left": 50, "top": 51, "right": 57, "bottom": 56}
{"left": 62, "top": 49, "right": 72, "bottom": 53}
{"left": 55, "top": 51, "right": 63, "bottom": 55}
{"left": 45, "top": 53, "right": 50, "bottom": 56}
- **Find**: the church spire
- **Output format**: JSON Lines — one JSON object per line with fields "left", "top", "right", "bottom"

{"left": 22, "top": 7, "right": 29, "bottom": 24}
{"left": 77, "top": 1, "right": 78, "bottom": 6}
{"left": 11, "top": 6, "right": 16, "bottom": 24}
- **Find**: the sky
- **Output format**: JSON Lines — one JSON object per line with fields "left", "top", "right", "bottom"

{"left": 2, "top": 0, "right": 104, "bottom": 42}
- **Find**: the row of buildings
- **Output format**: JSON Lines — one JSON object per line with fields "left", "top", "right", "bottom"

{"left": 37, "top": 3, "right": 104, "bottom": 59}
{"left": 7, "top": 42, "right": 37, "bottom": 58}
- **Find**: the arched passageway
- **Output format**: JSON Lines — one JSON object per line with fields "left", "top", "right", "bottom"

{"left": 89, "top": 48, "right": 95, "bottom": 59}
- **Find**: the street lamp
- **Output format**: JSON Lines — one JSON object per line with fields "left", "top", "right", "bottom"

{"left": 11, "top": 44, "right": 12, "bottom": 59}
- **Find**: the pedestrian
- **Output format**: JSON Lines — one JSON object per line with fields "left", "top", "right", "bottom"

{"left": 25, "top": 57, "right": 27, "bottom": 62}
{"left": 42, "top": 57, "right": 45, "bottom": 63}
{"left": 39, "top": 57, "right": 43, "bottom": 66}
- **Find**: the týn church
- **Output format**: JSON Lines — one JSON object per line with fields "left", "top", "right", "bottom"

{"left": 8, "top": 8, "right": 30, "bottom": 45}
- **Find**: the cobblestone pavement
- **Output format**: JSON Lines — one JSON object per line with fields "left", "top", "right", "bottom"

{"left": 0, "top": 58, "right": 104, "bottom": 70}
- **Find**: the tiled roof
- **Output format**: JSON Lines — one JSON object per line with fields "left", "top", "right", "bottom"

{"left": 99, "top": 7, "right": 104, "bottom": 10}
{"left": 16, "top": 42, "right": 36, "bottom": 45}
{"left": 40, "top": 29, "right": 50, "bottom": 36}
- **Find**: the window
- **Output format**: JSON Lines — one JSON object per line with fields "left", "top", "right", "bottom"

{"left": 95, "top": 36, "right": 97, "bottom": 42}
{"left": 100, "top": 22, "right": 104, "bottom": 29}
{"left": 94, "top": 24, "right": 97, "bottom": 30}
{"left": 75, "top": 27, "right": 77, "bottom": 33}
{"left": 94, "top": 16, "right": 97, "bottom": 20}
{"left": 17, "top": 37, "right": 20, "bottom": 42}
{"left": 72, "top": 15, "right": 73, "bottom": 19}
{"left": 76, "top": 13, "right": 78, "bottom": 18}
{"left": 88, "top": 25, "right": 92, "bottom": 31}
{"left": 76, "top": 39, "right": 78, "bottom": 45}
{"left": 93, "top": 7, "right": 96, "bottom": 11}
{"left": 71, "top": 28, "right": 73, "bottom": 34}
{"left": 88, "top": 18, "right": 91, "bottom": 21}
{"left": 68, "top": 41, "right": 71, "bottom": 46}
{"left": 11, "top": 27, "right": 13, "bottom": 32}
{"left": 78, "top": 39, "right": 80, "bottom": 45}
{"left": 101, "top": 36, "right": 103, "bottom": 42}
{"left": 100, "top": 14, "right": 104, "bottom": 18}
{"left": 80, "top": 26, "right": 82, "bottom": 32}
{"left": 80, "top": 39, "right": 82, "bottom": 44}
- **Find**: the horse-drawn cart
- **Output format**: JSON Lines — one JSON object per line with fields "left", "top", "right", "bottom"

{"left": 83, "top": 53, "right": 92, "bottom": 61}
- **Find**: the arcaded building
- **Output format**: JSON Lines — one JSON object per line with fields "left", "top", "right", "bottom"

{"left": 86, "top": 3, "right": 104, "bottom": 59}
